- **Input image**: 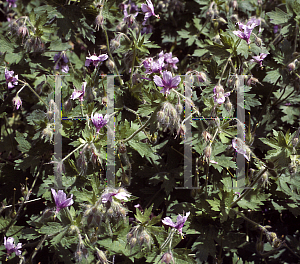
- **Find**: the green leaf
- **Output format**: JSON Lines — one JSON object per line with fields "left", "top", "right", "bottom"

{"left": 262, "top": 69, "right": 281, "bottom": 84}
{"left": 15, "top": 131, "right": 31, "bottom": 153}
{"left": 267, "top": 8, "right": 292, "bottom": 24}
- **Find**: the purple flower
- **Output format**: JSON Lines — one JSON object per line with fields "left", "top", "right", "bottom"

{"left": 70, "top": 82, "right": 86, "bottom": 102}
{"left": 141, "top": 0, "right": 159, "bottom": 25}
{"left": 250, "top": 53, "right": 268, "bottom": 67}
{"left": 213, "top": 85, "right": 230, "bottom": 104}
{"left": 162, "top": 212, "right": 190, "bottom": 235}
{"left": 122, "top": 1, "right": 139, "bottom": 26}
{"left": 141, "top": 24, "right": 153, "bottom": 35}
{"left": 232, "top": 138, "right": 250, "bottom": 161}
{"left": 274, "top": 25, "right": 279, "bottom": 34}
{"left": 51, "top": 189, "right": 74, "bottom": 213}
{"left": 85, "top": 54, "right": 108, "bottom": 67}
{"left": 12, "top": 95, "right": 22, "bottom": 110}
{"left": 160, "top": 252, "right": 175, "bottom": 264}
{"left": 153, "top": 71, "right": 181, "bottom": 95}
{"left": 91, "top": 112, "right": 108, "bottom": 133}
{"left": 4, "top": 237, "right": 22, "bottom": 256}
{"left": 233, "top": 19, "right": 259, "bottom": 44}
{"left": 54, "top": 52, "right": 69, "bottom": 73}
{"left": 163, "top": 52, "right": 179, "bottom": 70}
{"left": 5, "top": 69, "right": 18, "bottom": 89}
{"left": 6, "top": 0, "right": 17, "bottom": 8}
{"left": 101, "top": 190, "right": 131, "bottom": 203}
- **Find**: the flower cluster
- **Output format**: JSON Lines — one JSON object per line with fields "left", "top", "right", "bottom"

{"left": 142, "top": 51, "right": 179, "bottom": 73}
{"left": 121, "top": 0, "right": 139, "bottom": 26}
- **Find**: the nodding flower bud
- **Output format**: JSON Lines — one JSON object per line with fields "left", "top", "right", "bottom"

{"left": 106, "top": 59, "right": 115, "bottom": 72}
{"left": 292, "top": 137, "right": 299, "bottom": 147}
{"left": 230, "top": 0, "right": 238, "bottom": 9}
{"left": 12, "top": 94, "right": 22, "bottom": 110}
{"left": 261, "top": 172, "right": 270, "bottom": 188}
{"left": 95, "top": 14, "right": 104, "bottom": 29}
{"left": 225, "top": 97, "right": 232, "bottom": 112}
{"left": 129, "top": 237, "right": 137, "bottom": 250}
{"left": 110, "top": 39, "right": 120, "bottom": 53}
{"left": 202, "top": 131, "right": 212, "bottom": 142}
{"left": 96, "top": 249, "right": 108, "bottom": 264}
{"left": 197, "top": 71, "right": 207, "bottom": 83}
{"left": 157, "top": 110, "right": 165, "bottom": 123}
{"left": 175, "top": 103, "right": 183, "bottom": 115}
{"left": 18, "top": 26, "right": 28, "bottom": 39}
{"left": 217, "top": 17, "right": 227, "bottom": 24}
{"left": 119, "top": 142, "right": 127, "bottom": 154}
{"left": 255, "top": 36, "right": 262, "bottom": 47}
{"left": 160, "top": 252, "right": 175, "bottom": 264}
{"left": 204, "top": 145, "right": 212, "bottom": 159}
{"left": 288, "top": 62, "right": 296, "bottom": 71}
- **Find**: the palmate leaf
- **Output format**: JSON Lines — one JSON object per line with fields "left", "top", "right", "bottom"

{"left": 267, "top": 7, "right": 292, "bottom": 24}
{"left": 135, "top": 204, "right": 153, "bottom": 224}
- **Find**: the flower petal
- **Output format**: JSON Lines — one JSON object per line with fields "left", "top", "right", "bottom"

{"left": 153, "top": 75, "right": 164, "bottom": 87}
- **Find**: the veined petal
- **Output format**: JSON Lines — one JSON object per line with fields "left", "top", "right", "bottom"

{"left": 162, "top": 217, "right": 176, "bottom": 227}
{"left": 153, "top": 75, "right": 164, "bottom": 87}
{"left": 162, "top": 71, "right": 173, "bottom": 86}
{"left": 170, "top": 75, "right": 181, "bottom": 88}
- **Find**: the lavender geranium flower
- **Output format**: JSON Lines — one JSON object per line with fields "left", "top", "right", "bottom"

{"left": 250, "top": 53, "right": 268, "bottom": 67}
{"left": 91, "top": 112, "right": 108, "bottom": 133}
{"left": 141, "top": 0, "right": 159, "bottom": 25}
{"left": 85, "top": 54, "right": 108, "bottom": 67}
{"left": 153, "top": 71, "right": 181, "bottom": 95}
{"left": 5, "top": 69, "right": 18, "bottom": 89}
{"left": 51, "top": 189, "right": 74, "bottom": 213}
{"left": 122, "top": 0, "right": 139, "bottom": 26}
{"left": 4, "top": 237, "right": 22, "bottom": 256}
{"left": 213, "top": 85, "right": 230, "bottom": 104}
{"left": 162, "top": 212, "right": 190, "bottom": 235}
{"left": 232, "top": 138, "right": 250, "bottom": 161}
{"left": 54, "top": 52, "right": 69, "bottom": 73}
{"left": 70, "top": 82, "right": 86, "bottom": 102}
{"left": 101, "top": 190, "right": 131, "bottom": 203}
{"left": 233, "top": 19, "right": 259, "bottom": 44}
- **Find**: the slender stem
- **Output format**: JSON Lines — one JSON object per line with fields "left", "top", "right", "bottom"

{"left": 294, "top": 24, "right": 298, "bottom": 53}
{"left": 19, "top": 80, "right": 47, "bottom": 107}
{"left": 218, "top": 55, "right": 232, "bottom": 85}
{"left": 130, "top": 42, "right": 137, "bottom": 89}
{"left": 122, "top": 117, "right": 152, "bottom": 143}
{"left": 102, "top": 28, "right": 123, "bottom": 85}
{"left": 61, "top": 143, "right": 87, "bottom": 162}
{"left": 230, "top": 167, "right": 268, "bottom": 208}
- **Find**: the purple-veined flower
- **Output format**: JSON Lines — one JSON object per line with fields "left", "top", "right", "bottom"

{"left": 51, "top": 189, "right": 74, "bottom": 213}
{"left": 141, "top": 0, "right": 159, "bottom": 25}
{"left": 4, "top": 237, "right": 22, "bottom": 256}
{"left": 6, "top": 0, "right": 17, "bottom": 8}
{"left": 5, "top": 69, "right": 18, "bottom": 89}
{"left": 213, "top": 85, "right": 230, "bottom": 104}
{"left": 162, "top": 212, "right": 190, "bottom": 235}
{"left": 70, "top": 82, "right": 86, "bottom": 102}
{"left": 85, "top": 54, "right": 108, "bottom": 67}
{"left": 54, "top": 52, "right": 69, "bottom": 73}
{"left": 153, "top": 71, "right": 181, "bottom": 95}
{"left": 232, "top": 138, "right": 250, "bottom": 161}
{"left": 12, "top": 95, "right": 22, "bottom": 110}
{"left": 122, "top": 1, "right": 139, "bottom": 26}
{"left": 250, "top": 53, "right": 268, "bottom": 67}
{"left": 101, "top": 189, "right": 131, "bottom": 203}
{"left": 91, "top": 112, "right": 109, "bottom": 133}
{"left": 233, "top": 19, "right": 259, "bottom": 44}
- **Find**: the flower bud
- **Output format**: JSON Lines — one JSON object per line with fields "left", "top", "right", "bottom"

{"left": 218, "top": 17, "right": 227, "bottom": 24}
{"left": 197, "top": 71, "right": 207, "bottom": 83}
{"left": 119, "top": 142, "right": 127, "bottom": 154}
{"left": 288, "top": 62, "right": 295, "bottom": 71}
{"left": 129, "top": 237, "right": 137, "bottom": 249}
{"left": 110, "top": 39, "right": 120, "bottom": 53}
{"left": 106, "top": 59, "right": 115, "bottom": 72}
{"left": 175, "top": 103, "right": 183, "bottom": 115}
{"left": 292, "top": 137, "right": 299, "bottom": 147}
{"left": 204, "top": 145, "right": 212, "bottom": 159}
{"left": 255, "top": 36, "right": 262, "bottom": 47}
{"left": 202, "top": 131, "right": 212, "bottom": 142}
{"left": 213, "top": 21, "right": 219, "bottom": 29}
{"left": 95, "top": 14, "right": 104, "bottom": 29}
{"left": 96, "top": 249, "right": 108, "bottom": 264}
{"left": 18, "top": 26, "right": 28, "bottom": 39}
{"left": 157, "top": 110, "right": 165, "bottom": 123}
{"left": 225, "top": 98, "right": 232, "bottom": 112}
{"left": 230, "top": 0, "right": 238, "bottom": 9}
{"left": 12, "top": 94, "right": 22, "bottom": 110}
{"left": 160, "top": 252, "right": 174, "bottom": 264}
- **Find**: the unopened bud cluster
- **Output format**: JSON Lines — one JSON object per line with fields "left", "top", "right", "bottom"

{"left": 127, "top": 226, "right": 152, "bottom": 251}
{"left": 157, "top": 101, "right": 183, "bottom": 135}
